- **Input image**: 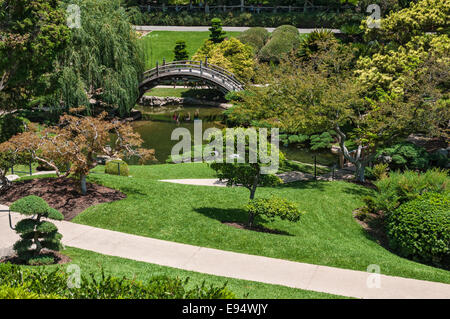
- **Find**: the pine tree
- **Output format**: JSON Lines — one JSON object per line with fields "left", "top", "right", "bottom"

{"left": 10, "top": 196, "right": 64, "bottom": 265}
{"left": 173, "top": 40, "right": 189, "bottom": 61}
{"left": 209, "top": 18, "right": 227, "bottom": 44}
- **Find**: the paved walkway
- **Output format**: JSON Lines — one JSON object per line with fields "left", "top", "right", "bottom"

{"left": 1, "top": 208, "right": 449, "bottom": 299}
{"left": 134, "top": 25, "right": 341, "bottom": 33}
{"left": 159, "top": 166, "right": 357, "bottom": 187}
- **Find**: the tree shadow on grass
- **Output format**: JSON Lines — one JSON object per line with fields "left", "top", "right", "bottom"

{"left": 341, "top": 183, "right": 375, "bottom": 197}
{"left": 276, "top": 180, "right": 327, "bottom": 191}
{"left": 194, "top": 207, "right": 294, "bottom": 236}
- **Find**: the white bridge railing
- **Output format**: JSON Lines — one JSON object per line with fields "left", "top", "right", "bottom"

{"left": 141, "top": 60, "right": 245, "bottom": 92}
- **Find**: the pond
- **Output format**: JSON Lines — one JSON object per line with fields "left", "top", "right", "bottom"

{"left": 132, "top": 104, "right": 337, "bottom": 166}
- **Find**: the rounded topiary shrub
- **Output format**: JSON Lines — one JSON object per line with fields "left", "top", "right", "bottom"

{"left": 244, "top": 196, "right": 303, "bottom": 227}
{"left": 258, "top": 25, "right": 300, "bottom": 63}
{"left": 386, "top": 192, "right": 450, "bottom": 268}
{"left": 105, "top": 159, "right": 129, "bottom": 176}
{"left": 237, "top": 27, "right": 270, "bottom": 52}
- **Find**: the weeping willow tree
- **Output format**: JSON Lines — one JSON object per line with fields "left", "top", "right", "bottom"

{"left": 51, "top": 0, "right": 147, "bottom": 117}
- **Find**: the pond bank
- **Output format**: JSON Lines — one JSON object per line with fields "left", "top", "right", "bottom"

{"left": 139, "top": 95, "right": 233, "bottom": 109}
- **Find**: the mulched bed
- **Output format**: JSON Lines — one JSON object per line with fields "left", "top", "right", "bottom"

{"left": 0, "top": 249, "right": 71, "bottom": 265}
{"left": 222, "top": 221, "right": 290, "bottom": 235}
{"left": 0, "top": 177, "right": 126, "bottom": 221}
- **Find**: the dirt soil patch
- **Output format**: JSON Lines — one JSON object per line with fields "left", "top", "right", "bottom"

{"left": 0, "top": 177, "right": 126, "bottom": 221}
{"left": 353, "top": 208, "right": 389, "bottom": 248}
{"left": 222, "top": 221, "right": 291, "bottom": 236}
{"left": 0, "top": 249, "right": 71, "bottom": 265}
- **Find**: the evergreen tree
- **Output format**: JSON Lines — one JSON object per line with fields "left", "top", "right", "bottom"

{"left": 209, "top": 18, "right": 227, "bottom": 44}
{"left": 0, "top": 0, "right": 70, "bottom": 111}
{"left": 10, "top": 196, "right": 64, "bottom": 265}
{"left": 173, "top": 40, "right": 189, "bottom": 61}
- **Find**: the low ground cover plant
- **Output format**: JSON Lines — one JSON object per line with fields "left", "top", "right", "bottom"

{"left": 386, "top": 192, "right": 450, "bottom": 269}
{"left": 0, "top": 263, "right": 235, "bottom": 299}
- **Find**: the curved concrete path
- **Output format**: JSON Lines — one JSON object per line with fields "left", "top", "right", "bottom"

{"left": 1, "top": 207, "right": 449, "bottom": 299}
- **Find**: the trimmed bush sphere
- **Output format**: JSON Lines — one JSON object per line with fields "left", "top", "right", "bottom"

{"left": 245, "top": 196, "right": 303, "bottom": 227}
{"left": 237, "top": 27, "right": 270, "bottom": 52}
{"left": 387, "top": 192, "right": 450, "bottom": 268}
{"left": 258, "top": 25, "right": 300, "bottom": 63}
{"left": 105, "top": 159, "right": 129, "bottom": 176}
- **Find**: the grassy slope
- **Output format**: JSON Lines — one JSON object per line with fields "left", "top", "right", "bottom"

{"left": 140, "top": 31, "right": 241, "bottom": 69}
{"left": 53, "top": 247, "right": 346, "bottom": 299}
{"left": 72, "top": 163, "right": 450, "bottom": 284}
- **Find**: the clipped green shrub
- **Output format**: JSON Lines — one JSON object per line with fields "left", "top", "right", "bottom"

{"left": 0, "top": 263, "right": 236, "bottom": 299}
{"left": 173, "top": 40, "right": 189, "bottom": 61}
{"left": 237, "top": 27, "right": 270, "bottom": 52}
{"left": 376, "top": 142, "right": 430, "bottom": 171}
{"left": 387, "top": 192, "right": 450, "bottom": 268}
{"left": 105, "top": 159, "right": 129, "bottom": 176}
{"left": 10, "top": 196, "right": 64, "bottom": 265}
{"left": 309, "top": 132, "right": 334, "bottom": 150}
{"left": 258, "top": 25, "right": 300, "bottom": 63}
{"left": 0, "top": 114, "right": 28, "bottom": 143}
{"left": 245, "top": 196, "right": 303, "bottom": 227}
{"left": 366, "top": 169, "right": 449, "bottom": 214}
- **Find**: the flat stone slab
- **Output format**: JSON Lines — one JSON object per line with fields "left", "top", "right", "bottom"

{"left": 1, "top": 209, "right": 449, "bottom": 299}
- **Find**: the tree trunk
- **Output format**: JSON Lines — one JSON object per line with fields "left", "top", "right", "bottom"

{"left": 0, "top": 174, "right": 11, "bottom": 194}
{"left": 80, "top": 175, "right": 87, "bottom": 195}
{"left": 248, "top": 213, "right": 255, "bottom": 228}
{"left": 355, "top": 161, "right": 366, "bottom": 182}
{"left": 335, "top": 124, "right": 368, "bottom": 182}
{"left": 247, "top": 173, "right": 259, "bottom": 227}
{"left": 34, "top": 215, "right": 42, "bottom": 255}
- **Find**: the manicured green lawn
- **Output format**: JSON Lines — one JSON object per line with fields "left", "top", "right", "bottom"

{"left": 140, "top": 31, "right": 241, "bottom": 69}
{"left": 71, "top": 163, "right": 450, "bottom": 284}
{"left": 8, "top": 163, "right": 40, "bottom": 177}
{"left": 45, "top": 247, "right": 345, "bottom": 299}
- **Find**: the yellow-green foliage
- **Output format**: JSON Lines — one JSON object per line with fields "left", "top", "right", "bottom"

{"left": 105, "top": 159, "right": 129, "bottom": 176}
{"left": 356, "top": 34, "right": 449, "bottom": 96}
{"left": 193, "top": 37, "right": 255, "bottom": 82}
{"left": 364, "top": 0, "right": 450, "bottom": 44}
{"left": 0, "top": 284, "right": 63, "bottom": 299}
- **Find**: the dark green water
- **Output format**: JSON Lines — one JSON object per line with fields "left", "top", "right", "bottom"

{"left": 132, "top": 104, "right": 337, "bottom": 166}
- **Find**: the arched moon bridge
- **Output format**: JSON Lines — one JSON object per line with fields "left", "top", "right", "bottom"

{"left": 139, "top": 59, "right": 245, "bottom": 97}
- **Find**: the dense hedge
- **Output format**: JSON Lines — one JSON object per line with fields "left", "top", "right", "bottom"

{"left": 387, "top": 192, "right": 450, "bottom": 268}
{"left": 258, "top": 25, "right": 300, "bottom": 63}
{"left": 105, "top": 159, "right": 129, "bottom": 176}
{"left": 375, "top": 142, "right": 431, "bottom": 171}
{"left": 0, "top": 114, "right": 28, "bottom": 143}
{"left": 0, "top": 263, "right": 235, "bottom": 299}
{"left": 128, "top": 9, "right": 364, "bottom": 29}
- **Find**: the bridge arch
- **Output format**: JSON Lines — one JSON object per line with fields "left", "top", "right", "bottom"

{"left": 138, "top": 60, "right": 244, "bottom": 98}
